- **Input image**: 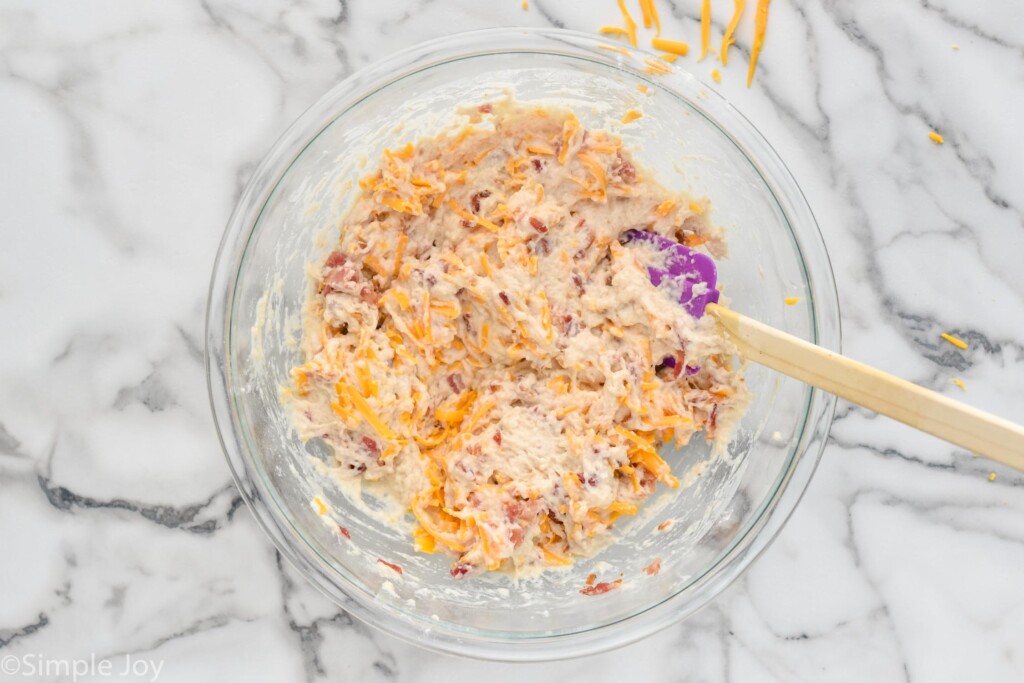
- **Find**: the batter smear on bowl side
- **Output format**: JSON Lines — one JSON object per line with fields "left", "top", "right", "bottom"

{"left": 284, "top": 100, "right": 750, "bottom": 576}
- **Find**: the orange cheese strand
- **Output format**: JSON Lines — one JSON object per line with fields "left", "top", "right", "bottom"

{"left": 616, "top": 0, "right": 638, "bottom": 46}
{"left": 700, "top": 0, "right": 711, "bottom": 60}
{"left": 598, "top": 42, "right": 632, "bottom": 57}
{"left": 599, "top": 25, "right": 630, "bottom": 37}
{"left": 621, "top": 109, "right": 643, "bottom": 124}
{"left": 639, "top": 0, "right": 662, "bottom": 35}
{"left": 651, "top": 37, "right": 689, "bottom": 56}
{"left": 941, "top": 332, "right": 968, "bottom": 350}
{"left": 721, "top": 0, "right": 745, "bottom": 65}
{"left": 648, "top": 0, "right": 661, "bottom": 35}
{"left": 639, "top": 0, "right": 653, "bottom": 29}
{"left": 746, "top": 0, "right": 772, "bottom": 86}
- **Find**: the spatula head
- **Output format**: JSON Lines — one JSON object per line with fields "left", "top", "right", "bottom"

{"left": 621, "top": 229, "right": 720, "bottom": 318}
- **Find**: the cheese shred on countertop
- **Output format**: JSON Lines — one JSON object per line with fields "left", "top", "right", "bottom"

{"left": 652, "top": 37, "right": 690, "bottom": 56}
{"left": 285, "top": 100, "right": 750, "bottom": 577}
{"left": 746, "top": 0, "right": 772, "bottom": 87}
{"left": 700, "top": 0, "right": 711, "bottom": 60}
{"left": 617, "top": 0, "right": 639, "bottom": 46}
{"left": 941, "top": 332, "right": 968, "bottom": 350}
{"left": 721, "top": 0, "right": 746, "bottom": 65}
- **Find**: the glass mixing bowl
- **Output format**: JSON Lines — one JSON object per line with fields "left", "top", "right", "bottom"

{"left": 206, "top": 28, "right": 840, "bottom": 661}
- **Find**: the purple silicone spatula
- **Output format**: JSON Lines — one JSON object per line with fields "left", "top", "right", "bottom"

{"left": 620, "top": 229, "right": 1024, "bottom": 469}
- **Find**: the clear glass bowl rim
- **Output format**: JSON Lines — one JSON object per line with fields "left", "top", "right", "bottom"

{"left": 206, "top": 26, "right": 841, "bottom": 662}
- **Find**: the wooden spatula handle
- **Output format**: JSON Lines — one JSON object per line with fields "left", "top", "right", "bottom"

{"left": 707, "top": 304, "right": 1024, "bottom": 471}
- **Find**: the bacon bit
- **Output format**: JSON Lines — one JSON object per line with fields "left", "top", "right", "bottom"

{"left": 338, "top": 525, "right": 351, "bottom": 540}
{"left": 657, "top": 519, "right": 673, "bottom": 531}
{"left": 478, "top": 103, "right": 493, "bottom": 114}
{"left": 529, "top": 217, "right": 548, "bottom": 233}
{"left": 532, "top": 158, "right": 544, "bottom": 172}
{"left": 612, "top": 154, "right": 636, "bottom": 183}
{"left": 378, "top": 559, "right": 403, "bottom": 575}
{"left": 361, "top": 436, "right": 380, "bottom": 455}
{"left": 470, "top": 189, "right": 491, "bottom": 213}
{"left": 534, "top": 236, "right": 551, "bottom": 255}
{"left": 498, "top": 291, "right": 511, "bottom": 306}
{"left": 360, "top": 285, "right": 379, "bottom": 304}
{"left": 324, "top": 251, "right": 347, "bottom": 268}
{"left": 709, "top": 404, "right": 719, "bottom": 431}
{"left": 450, "top": 563, "right": 472, "bottom": 578}
{"left": 580, "top": 578, "right": 623, "bottom": 596}
{"left": 585, "top": 573, "right": 597, "bottom": 586}
{"left": 493, "top": 431, "right": 502, "bottom": 445}
{"left": 571, "top": 274, "right": 584, "bottom": 293}
{"left": 558, "top": 314, "right": 580, "bottom": 337}
{"left": 447, "top": 373, "right": 465, "bottom": 393}
{"left": 323, "top": 267, "right": 357, "bottom": 292}
{"left": 643, "top": 558, "right": 662, "bottom": 576}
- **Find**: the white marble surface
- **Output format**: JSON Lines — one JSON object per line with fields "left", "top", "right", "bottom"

{"left": 2, "top": 0, "right": 1023, "bottom": 680}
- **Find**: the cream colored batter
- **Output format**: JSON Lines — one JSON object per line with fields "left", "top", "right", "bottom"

{"left": 283, "top": 99, "right": 750, "bottom": 576}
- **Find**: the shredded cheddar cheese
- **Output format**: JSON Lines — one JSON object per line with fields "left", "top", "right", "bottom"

{"left": 747, "top": 0, "right": 772, "bottom": 87}
{"left": 951, "top": 378, "right": 966, "bottom": 391}
{"left": 621, "top": 109, "right": 644, "bottom": 124}
{"left": 599, "top": 25, "right": 631, "bottom": 38}
{"left": 652, "top": 37, "right": 690, "bottom": 56}
{"left": 928, "top": 131, "right": 945, "bottom": 144}
{"left": 598, "top": 42, "right": 633, "bottom": 57}
{"left": 639, "top": 0, "right": 653, "bottom": 29}
{"left": 312, "top": 496, "right": 329, "bottom": 515}
{"left": 784, "top": 296, "right": 800, "bottom": 305}
{"left": 643, "top": 56, "right": 672, "bottom": 74}
{"left": 700, "top": 0, "right": 711, "bottom": 60}
{"left": 616, "top": 0, "right": 639, "bottom": 46}
{"left": 721, "top": 0, "right": 745, "bottom": 65}
{"left": 941, "top": 332, "right": 968, "bottom": 350}
{"left": 711, "top": 68, "right": 722, "bottom": 83}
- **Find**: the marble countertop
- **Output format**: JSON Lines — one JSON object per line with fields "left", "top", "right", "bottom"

{"left": 2, "top": 0, "right": 1023, "bottom": 680}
